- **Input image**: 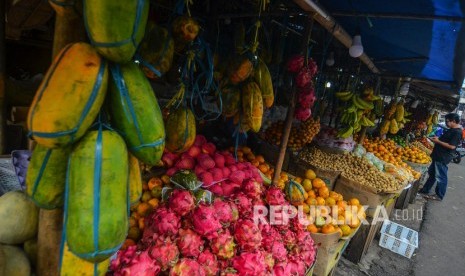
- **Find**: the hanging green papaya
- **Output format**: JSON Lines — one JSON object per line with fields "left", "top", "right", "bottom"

{"left": 253, "top": 59, "right": 274, "bottom": 108}
{"left": 242, "top": 81, "right": 263, "bottom": 132}
{"left": 109, "top": 63, "right": 165, "bottom": 166}
{"left": 84, "top": 0, "right": 149, "bottom": 63}
{"left": 165, "top": 107, "right": 196, "bottom": 153}
{"left": 66, "top": 129, "right": 128, "bottom": 263}
{"left": 26, "top": 144, "right": 71, "bottom": 209}
{"left": 59, "top": 242, "right": 110, "bottom": 275}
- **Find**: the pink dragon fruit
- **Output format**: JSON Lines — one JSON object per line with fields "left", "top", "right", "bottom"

{"left": 198, "top": 249, "right": 219, "bottom": 276}
{"left": 213, "top": 198, "right": 239, "bottom": 225}
{"left": 218, "top": 259, "right": 232, "bottom": 271}
{"left": 177, "top": 228, "right": 204, "bottom": 258}
{"left": 211, "top": 230, "right": 236, "bottom": 259}
{"left": 194, "top": 135, "right": 208, "bottom": 146}
{"left": 295, "top": 230, "right": 315, "bottom": 250}
{"left": 307, "top": 58, "right": 318, "bottom": 76}
{"left": 263, "top": 251, "right": 275, "bottom": 271}
{"left": 169, "top": 189, "right": 195, "bottom": 217}
{"left": 149, "top": 237, "right": 180, "bottom": 271}
{"left": 295, "top": 106, "right": 311, "bottom": 121}
{"left": 242, "top": 179, "right": 263, "bottom": 199}
{"left": 110, "top": 245, "right": 138, "bottom": 272}
{"left": 220, "top": 268, "right": 238, "bottom": 276}
{"left": 169, "top": 258, "right": 206, "bottom": 276}
{"left": 291, "top": 217, "right": 306, "bottom": 233}
{"left": 296, "top": 67, "right": 313, "bottom": 88}
{"left": 231, "top": 193, "right": 252, "bottom": 216}
{"left": 147, "top": 207, "right": 180, "bottom": 237}
{"left": 270, "top": 241, "right": 288, "bottom": 262}
{"left": 119, "top": 251, "right": 161, "bottom": 276}
{"left": 286, "top": 55, "right": 305, "bottom": 73}
{"left": 192, "top": 204, "right": 223, "bottom": 239}
{"left": 265, "top": 187, "right": 286, "bottom": 206}
{"left": 273, "top": 262, "right": 289, "bottom": 276}
{"left": 298, "top": 91, "right": 316, "bottom": 109}
{"left": 300, "top": 249, "right": 317, "bottom": 267}
{"left": 232, "top": 252, "right": 267, "bottom": 276}
{"left": 280, "top": 229, "right": 297, "bottom": 251}
{"left": 287, "top": 256, "right": 307, "bottom": 275}
{"left": 233, "top": 219, "right": 263, "bottom": 251}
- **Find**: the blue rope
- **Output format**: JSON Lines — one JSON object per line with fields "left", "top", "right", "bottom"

{"left": 134, "top": 53, "right": 162, "bottom": 78}
{"left": 58, "top": 152, "right": 73, "bottom": 273}
{"left": 84, "top": 0, "right": 146, "bottom": 48}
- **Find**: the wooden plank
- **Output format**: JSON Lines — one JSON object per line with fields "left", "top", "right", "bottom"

{"left": 36, "top": 2, "right": 85, "bottom": 275}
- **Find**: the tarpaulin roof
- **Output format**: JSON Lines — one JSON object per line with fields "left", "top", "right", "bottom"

{"left": 313, "top": 0, "right": 465, "bottom": 109}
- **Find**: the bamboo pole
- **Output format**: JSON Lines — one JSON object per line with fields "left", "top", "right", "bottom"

{"left": 272, "top": 17, "right": 314, "bottom": 185}
{"left": 36, "top": 2, "right": 85, "bottom": 276}
{"left": 0, "top": 0, "right": 6, "bottom": 154}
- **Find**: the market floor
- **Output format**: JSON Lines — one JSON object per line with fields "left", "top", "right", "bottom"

{"left": 413, "top": 161, "right": 465, "bottom": 276}
{"left": 335, "top": 161, "right": 465, "bottom": 276}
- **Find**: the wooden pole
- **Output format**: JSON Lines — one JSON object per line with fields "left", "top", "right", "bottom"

{"left": 36, "top": 2, "right": 85, "bottom": 276}
{"left": 272, "top": 17, "right": 314, "bottom": 185}
{"left": 0, "top": 0, "right": 6, "bottom": 154}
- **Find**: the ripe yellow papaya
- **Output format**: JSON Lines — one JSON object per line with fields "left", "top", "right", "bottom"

{"left": 128, "top": 153, "right": 142, "bottom": 206}
{"left": 242, "top": 81, "right": 263, "bottom": 132}
{"left": 254, "top": 59, "right": 274, "bottom": 108}
{"left": 165, "top": 107, "right": 196, "bottom": 153}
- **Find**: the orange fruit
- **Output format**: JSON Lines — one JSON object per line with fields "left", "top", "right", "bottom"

{"left": 306, "top": 198, "right": 318, "bottom": 206}
{"left": 316, "top": 197, "right": 325, "bottom": 206}
{"left": 256, "top": 155, "right": 265, "bottom": 163}
{"left": 129, "top": 217, "right": 137, "bottom": 228}
{"left": 307, "top": 224, "right": 319, "bottom": 233}
{"left": 318, "top": 186, "right": 330, "bottom": 198}
{"left": 294, "top": 177, "right": 303, "bottom": 184}
{"left": 312, "top": 178, "right": 326, "bottom": 189}
{"left": 321, "top": 224, "right": 336, "bottom": 234}
{"left": 349, "top": 217, "right": 361, "bottom": 228}
{"left": 148, "top": 177, "right": 163, "bottom": 190}
{"left": 148, "top": 198, "right": 159, "bottom": 209}
{"left": 302, "top": 203, "right": 310, "bottom": 214}
{"left": 302, "top": 179, "right": 313, "bottom": 191}
{"left": 141, "top": 191, "right": 152, "bottom": 202}
{"left": 242, "top": 146, "right": 252, "bottom": 154}
{"left": 258, "top": 164, "right": 269, "bottom": 173}
{"left": 252, "top": 160, "right": 260, "bottom": 168}
{"left": 305, "top": 169, "right": 317, "bottom": 180}
{"left": 348, "top": 198, "right": 360, "bottom": 206}
{"left": 137, "top": 202, "right": 153, "bottom": 217}
{"left": 161, "top": 175, "right": 171, "bottom": 185}
{"left": 325, "top": 197, "right": 336, "bottom": 206}
{"left": 335, "top": 226, "right": 343, "bottom": 237}
{"left": 307, "top": 190, "right": 316, "bottom": 199}
{"left": 246, "top": 153, "right": 256, "bottom": 161}
{"left": 142, "top": 182, "right": 149, "bottom": 191}
{"left": 138, "top": 218, "right": 145, "bottom": 230}
{"left": 340, "top": 225, "right": 352, "bottom": 236}
{"left": 337, "top": 200, "right": 348, "bottom": 211}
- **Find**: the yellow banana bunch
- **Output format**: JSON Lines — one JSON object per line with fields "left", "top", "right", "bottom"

{"left": 395, "top": 101, "right": 405, "bottom": 122}
{"left": 389, "top": 118, "right": 399, "bottom": 134}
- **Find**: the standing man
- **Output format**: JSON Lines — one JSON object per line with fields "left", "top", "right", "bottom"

{"left": 419, "top": 113, "right": 463, "bottom": 201}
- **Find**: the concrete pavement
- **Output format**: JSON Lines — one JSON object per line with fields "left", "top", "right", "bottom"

{"left": 335, "top": 161, "right": 465, "bottom": 276}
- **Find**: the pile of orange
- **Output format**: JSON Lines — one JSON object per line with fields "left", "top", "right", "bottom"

{"left": 124, "top": 175, "right": 168, "bottom": 249}
{"left": 294, "top": 169, "right": 365, "bottom": 237}
{"left": 399, "top": 146, "right": 431, "bottom": 164}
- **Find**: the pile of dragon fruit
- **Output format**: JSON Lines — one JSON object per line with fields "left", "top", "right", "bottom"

{"left": 286, "top": 55, "right": 318, "bottom": 122}
{"left": 109, "top": 135, "right": 317, "bottom": 275}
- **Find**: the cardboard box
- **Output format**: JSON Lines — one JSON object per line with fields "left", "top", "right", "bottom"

{"left": 313, "top": 239, "right": 350, "bottom": 276}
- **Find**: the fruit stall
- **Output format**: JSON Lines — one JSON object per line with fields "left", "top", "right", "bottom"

{"left": 1, "top": 0, "right": 464, "bottom": 276}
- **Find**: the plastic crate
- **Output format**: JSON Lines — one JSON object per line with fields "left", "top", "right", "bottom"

{"left": 378, "top": 220, "right": 418, "bottom": 258}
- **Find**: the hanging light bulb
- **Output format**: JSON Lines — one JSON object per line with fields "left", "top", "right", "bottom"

{"left": 326, "top": 52, "right": 335, "bottom": 66}
{"left": 349, "top": 35, "right": 364, "bottom": 58}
